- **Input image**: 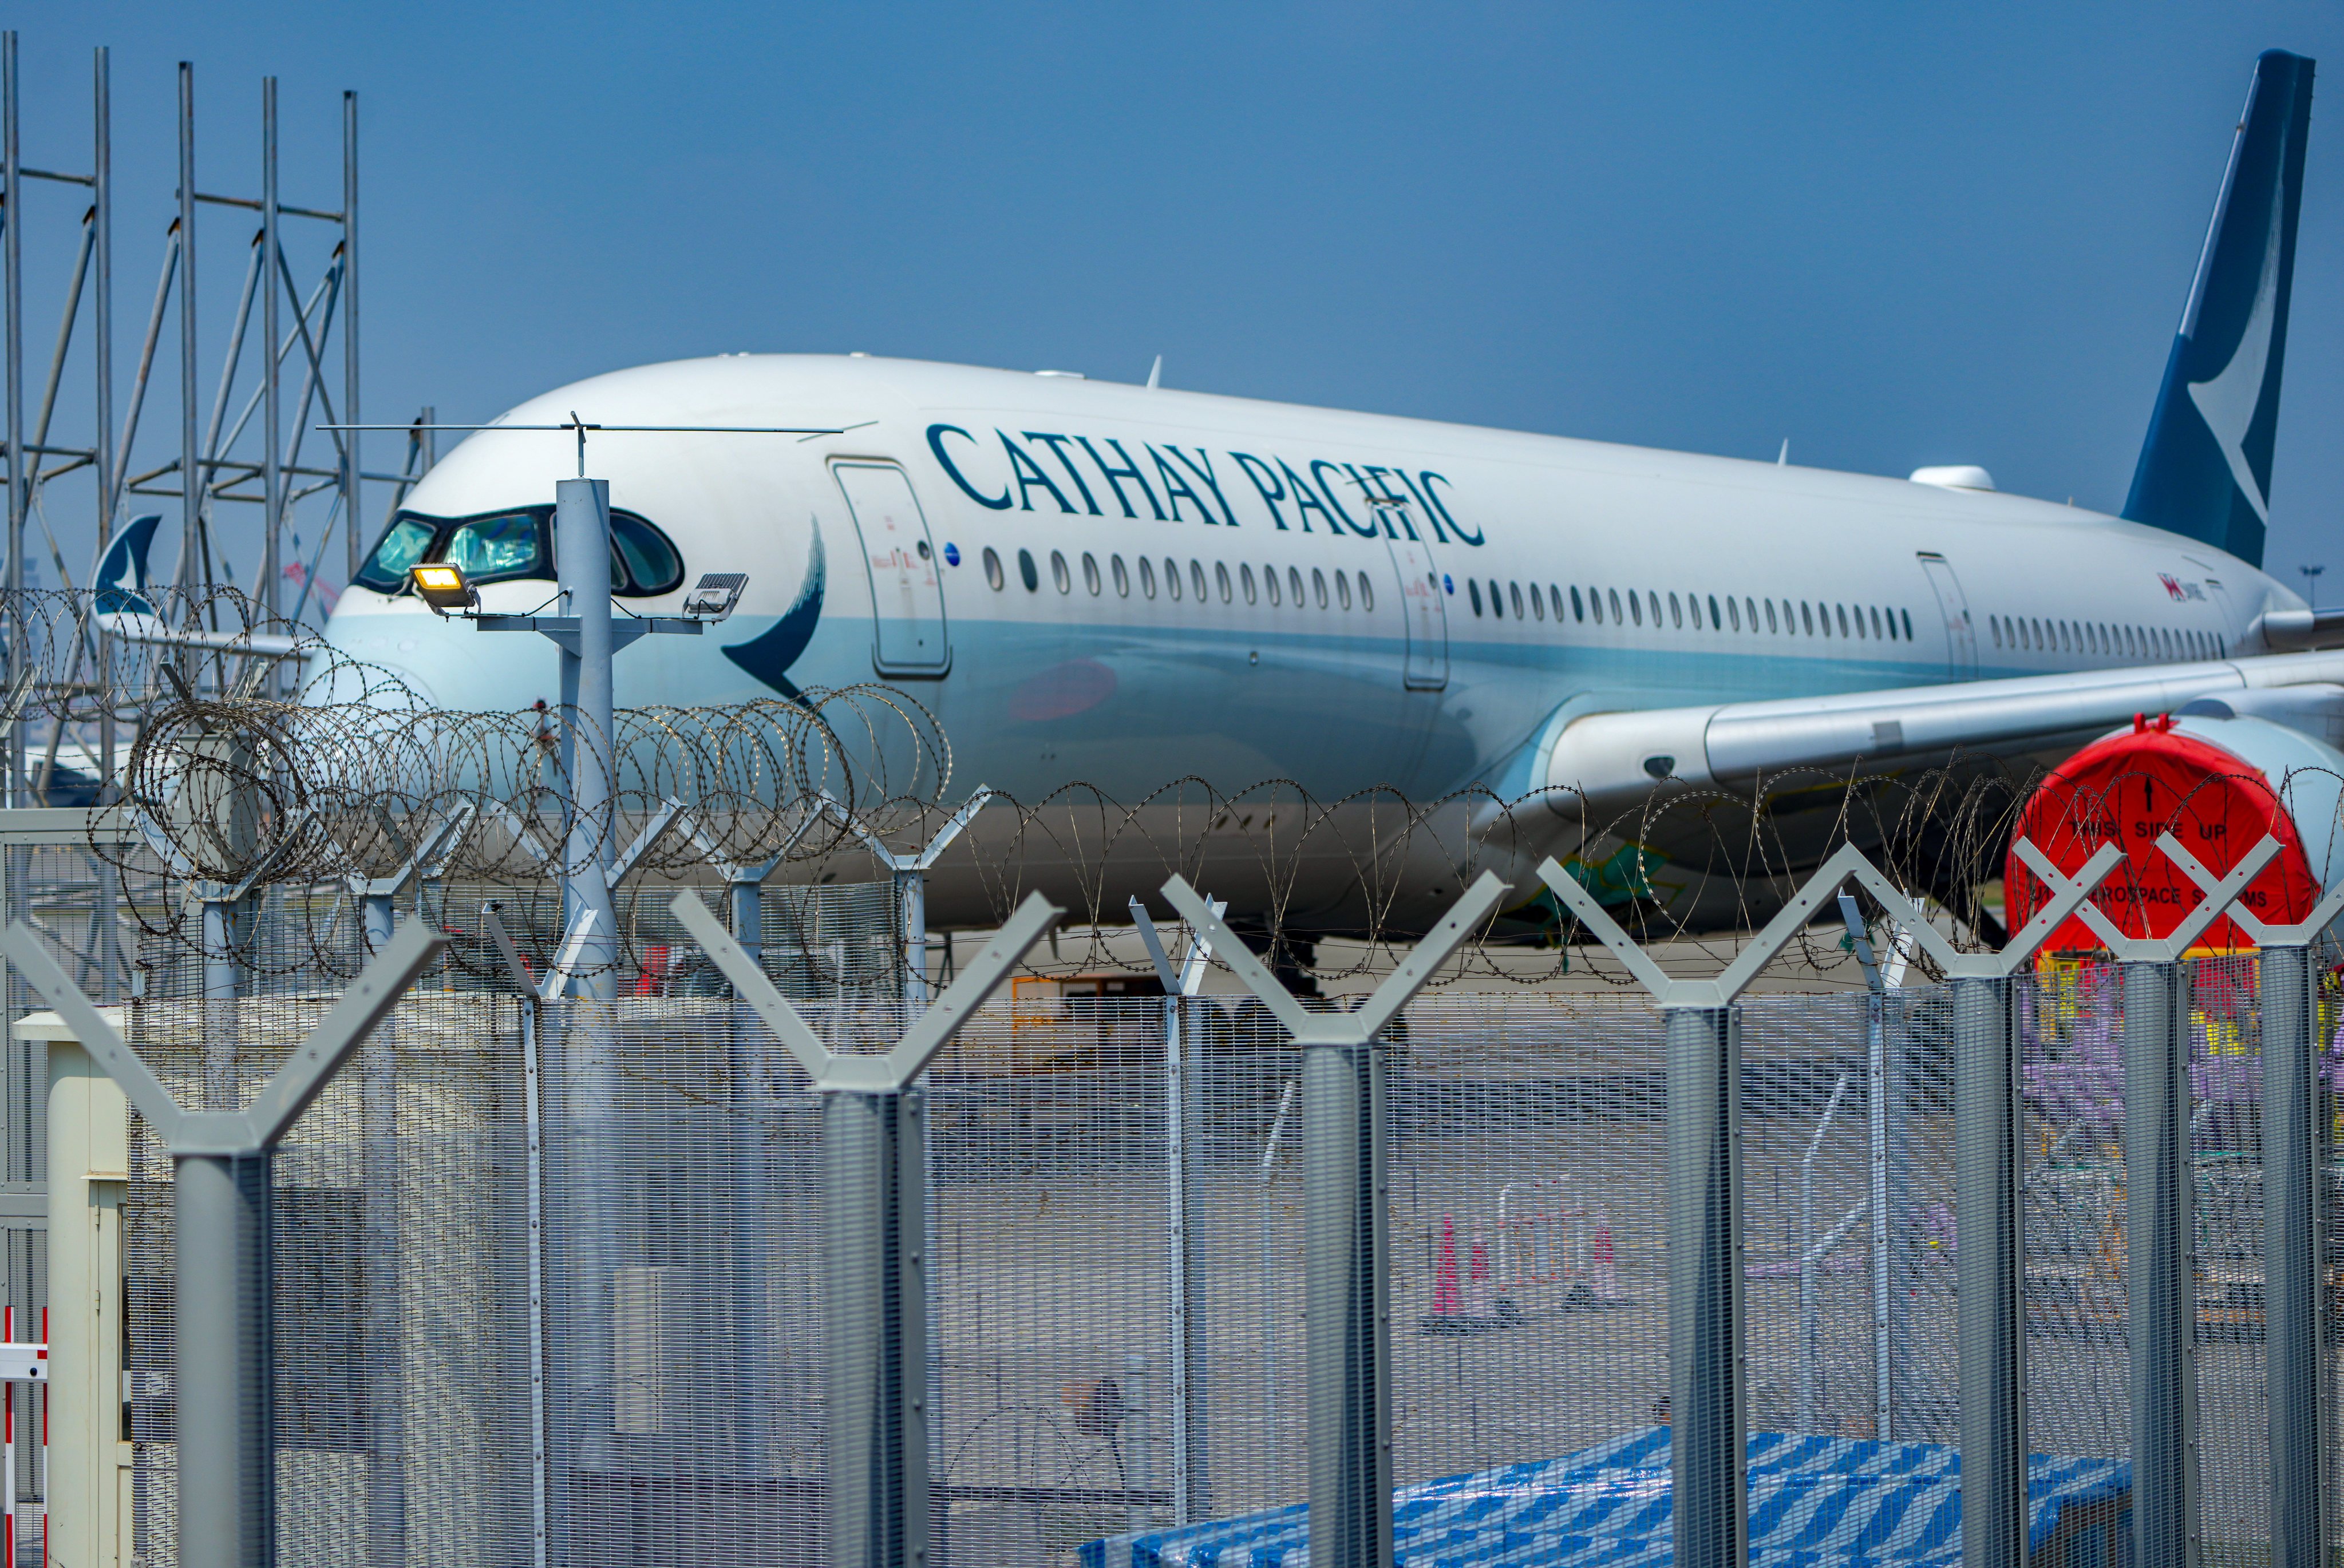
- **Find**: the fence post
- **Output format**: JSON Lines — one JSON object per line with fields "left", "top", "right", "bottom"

{"left": 1666, "top": 1000, "right": 1745, "bottom": 1567}
{"left": 677, "top": 886, "right": 1062, "bottom": 1568}
{"left": 1951, "top": 970, "right": 2026, "bottom": 1568}
{"left": 2153, "top": 841, "right": 2344, "bottom": 1568}
{"left": 2049, "top": 831, "right": 2281, "bottom": 1568}
{"left": 1133, "top": 893, "right": 1224, "bottom": 1525}
{"left": 0, "top": 916, "right": 445, "bottom": 1568}
{"left": 1836, "top": 892, "right": 1902, "bottom": 1444}
{"left": 1163, "top": 872, "right": 1508, "bottom": 1568}
{"left": 1544, "top": 842, "right": 2121, "bottom": 1568}
{"left": 2258, "top": 937, "right": 2330, "bottom": 1568}
{"left": 2125, "top": 958, "right": 2199, "bottom": 1568}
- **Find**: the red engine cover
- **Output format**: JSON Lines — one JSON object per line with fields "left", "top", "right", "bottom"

{"left": 2006, "top": 714, "right": 2321, "bottom": 952}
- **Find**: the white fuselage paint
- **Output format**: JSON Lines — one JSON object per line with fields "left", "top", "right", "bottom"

{"left": 322, "top": 355, "right": 2295, "bottom": 924}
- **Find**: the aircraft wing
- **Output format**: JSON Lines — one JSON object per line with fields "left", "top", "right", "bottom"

{"left": 1538, "top": 649, "right": 2344, "bottom": 820}
{"left": 96, "top": 610, "right": 305, "bottom": 660}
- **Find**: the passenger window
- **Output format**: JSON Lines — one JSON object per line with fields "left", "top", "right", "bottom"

{"left": 1900, "top": 609, "right": 1912, "bottom": 640}
{"left": 1764, "top": 600, "right": 1777, "bottom": 633}
{"left": 1289, "top": 566, "right": 1305, "bottom": 605}
{"left": 1529, "top": 583, "right": 1544, "bottom": 620}
{"left": 1869, "top": 606, "right": 1882, "bottom": 639}
{"left": 1629, "top": 591, "right": 1643, "bottom": 627}
{"left": 1470, "top": 578, "right": 1484, "bottom": 616}
{"left": 1336, "top": 571, "right": 1352, "bottom": 611}
{"left": 1836, "top": 604, "right": 1850, "bottom": 638}
{"left": 1265, "top": 565, "right": 1281, "bottom": 606}
{"left": 1314, "top": 568, "right": 1330, "bottom": 609}
{"left": 1191, "top": 560, "right": 1208, "bottom": 600}
{"left": 1508, "top": 581, "right": 1523, "bottom": 618}
{"left": 1018, "top": 548, "right": 1039, "bottom": 592}
{"left": 983, "top": 547, "right": 1005, "bottom": 591}
{"left": 1215, "top": 561, "right": 1232, "bottom": 603}
{"left": 1112, "top": 554, "right": 1130, "bottom": 596}
{"left": 1358, "top": 572, "right": 1374, "bottom": 612}
{"left": 1166, "top": 558, "right": 1184, "bottom": 601}
{"left": 1709, "top": 595, "right": 1723, "bottom": 629}
{"left": 1050, "top": 551, "right": 1071, "bottom": 593}
{"left": 1668, "top": 592, "right": 1682, "bottom": 628}
{"left": 1571, "top": 585, "right": 1586, "bottom": 621}
{"left": 1647, "top": 591, "right": 1661, "bottom": 625}
{"left": 1139, "top": 557, "right": 1157, "bottom": 599}
{"left": 1240, "top": 563, "right": 1258, "bottom": 604}
{"left": 1800, "top": 603, "right": 1814, "bottom": 635}
{"left": 1608, "top": 588, "right": 1622, "bottom": 623}
{"left": 1991, "top": 617, "right": 2002, "bottom": 648}
{"left": 1082, "top": 552, "right": 1101, "bottom": 595}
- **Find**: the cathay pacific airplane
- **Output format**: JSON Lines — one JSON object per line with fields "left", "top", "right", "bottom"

{"left": 124, "top": 50, "right": 2341, "bottom": 935}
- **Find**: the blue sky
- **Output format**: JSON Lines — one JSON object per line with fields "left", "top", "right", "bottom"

{"left": 14, "top": 2, "right": 2344, "bottom": 594}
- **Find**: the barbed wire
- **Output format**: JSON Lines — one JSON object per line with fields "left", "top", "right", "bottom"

{"left": 8, "top": 589, "right": 2336, "bottom": 993}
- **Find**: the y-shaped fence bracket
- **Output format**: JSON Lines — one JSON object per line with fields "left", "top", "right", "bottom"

{"left": 0, "top": 918, "right": 444, "bottom": 1568}
{"left": 675, "top": 887, "right": 1061, "bottom": 1568}
{"left": 1537, "top": 840, "right": 2121, "bottom": 1568}
{"left": 1161, "top": 870, "right": 1508, "bottom": 1568}
{"left": 343, "top": 802, "right": 477, "bottom": 952}
{"left": 819, "top": 787, "right": 996, "bottom": 1004}
{"left": 677, "top": 799, "right": 823, "bottom": 977}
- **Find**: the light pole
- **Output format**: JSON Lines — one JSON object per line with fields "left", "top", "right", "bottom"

{"left": 2301, "top": 563, "right": 2324, "bottom": 603}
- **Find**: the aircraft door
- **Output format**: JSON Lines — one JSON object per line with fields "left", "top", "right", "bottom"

{"left": 1385, "top": 534, "right": 1449, "bottom": 690}
{"left": 835, "top": 461, "right": 950, "bottom": 676}
{"left": 1915, "top": 552, "right": 1977, "bottom": 677}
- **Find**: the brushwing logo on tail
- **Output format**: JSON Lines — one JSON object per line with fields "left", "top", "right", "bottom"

{"left": 720, "top": 519, "right": 824, "bottom": 700}
{"left": 2120, "top": 50, "right": 2314, "bottom": 570}
{"left": 2185, "top": 140, "right": 2286, "bottom": 524}
{"left": 94, "top": 515, "right": 161, "bottom": 616}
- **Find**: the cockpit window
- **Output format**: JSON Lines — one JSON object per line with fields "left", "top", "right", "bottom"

{"left": 355, "top": 505, "right": 685, "bottom": 599}
{"left": 442, "top": 512, "right": 544, "bottom": 580}
{"left": 354, "top": 516, "right": 438, "bottom": 593}
{"left": 610, "top": 512, "right": 683, "bottom": 595}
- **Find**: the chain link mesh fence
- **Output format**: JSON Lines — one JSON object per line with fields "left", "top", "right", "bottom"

{"left": 84, "top": 953, "right": 2339, "bottom": 1568}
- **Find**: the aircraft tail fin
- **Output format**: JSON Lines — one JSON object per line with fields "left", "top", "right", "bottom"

{"left": 93, "top": 515, "right": 161, "bottom": 616}
{"left": 2122, "top": 50, "right": 2315, "bottom": 569}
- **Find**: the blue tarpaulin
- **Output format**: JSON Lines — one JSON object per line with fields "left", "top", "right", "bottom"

{"left": 1081, "top": 1427, "right": 2131, "bottom": 1568}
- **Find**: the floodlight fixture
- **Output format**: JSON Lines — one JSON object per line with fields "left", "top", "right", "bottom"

{"left": 682, "top": 572, "right": 748, "bottom": 622}
{"left": 409, "top": 562, "right": 477, "bottom": 615}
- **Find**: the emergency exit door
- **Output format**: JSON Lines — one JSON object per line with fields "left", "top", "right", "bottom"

{"left": 1916, "top": 552, "right": 1977, "bottom": 677}
{"left": 835, "top": 461, "right": 951, "bottom": 676}
{"left": 1386, "top": 534, "right": 1449, "bottom": 690}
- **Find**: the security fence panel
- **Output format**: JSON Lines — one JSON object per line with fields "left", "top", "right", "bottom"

{"left": 924, "top": 1000, "right": 1175, "bottom": 1564}
{"left": 2187, "top": 952, "right": 2271, "bottom": 1561}
{"left": 2018, "top": 963, "right": 2135, "bottom": 1486}
{"left": 1737, "top": 993, "right": 1878, "bottom": 1445}
{"left": 1386, "top": 993, "right": 1670, "bottom": 1479}
{"left": 1885, "top": 984, "right": 1958, "bottom": 1447}
{"left": 124, "top": 990, "right": 535, "bottom": 1568}
{"left": 81, "top": 941, "right": 2337, "bottom": 1567}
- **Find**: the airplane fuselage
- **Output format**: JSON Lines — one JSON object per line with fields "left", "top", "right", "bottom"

{"left": 325, "top": 354, "right": 2290, "bottom": 811}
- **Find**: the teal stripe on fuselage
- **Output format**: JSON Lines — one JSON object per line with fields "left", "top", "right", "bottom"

{"left": 327, "top": 607, "right": 1957, "bottom": 802}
